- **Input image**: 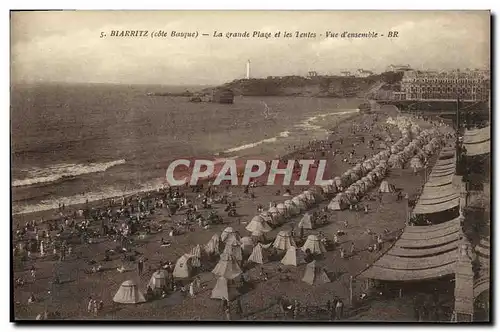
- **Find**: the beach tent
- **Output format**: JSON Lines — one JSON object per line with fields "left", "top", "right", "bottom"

{"left": 328, "top": 194, "right": 348, "bottom": 211}
{"left": 221, "top": 227, "right": 237, "bottom": 242}
{"left": 309, "top": 186, "right": 325, "bottom": 202}
{"left": 276, "top": 203, "right": 288, "bottom": 217}
{"left": 173, "top": 254, "right": 194, "bottom": 279}
{"left": 211, "top": 253, "right": 242, "bottom": 280}
{"left": 301, "top": 235, "right": 327, "bottom": 255}
{"left": 247, "top": 243, "right": 269, "bottom": 264}
{"left": 113, "top": 280, "right": 146, "bottom": 304}
{"left": 298, "top": 212, "right": 314, "bottom": 230}
{"left": 259, "top": 212, "right": 274, "bottom": 225}
{"left": 240, "top": 236, "right": 254, "bottom": 253}
{"left": 281, "top": 246, "right": 307, "bottom": 266}
{"left": 302, "top": 261, "right": 330, "bottom": 285}
{"left": 190, "top": 245, "right": 202, "bottom": 268}
{"left": 205, "top": 234, "right": 221, "bottom": 255}
{"left": 379, "top": 180, "right": 395, "bottom": 193}
{"left": 303, "top": 191, "right": 316, "bottom": 205}
{"left": 268, "top": 207, "right": 283, "bottom": 224}
{"left": 284, "top": 200, "right": 301, "bottom": 216}
{"left": 246, "top": 216, "right": 272, "bottom": 234}
{"left": 273, "top": 229, "right": 296, "bottom": 251}
{"left": 291, "top": 196, "right": 307, "bottom": 211}
{"left": 147, "top": 270, "right": 168, "bottom": 290}
{"left": 211, "top": 277, "right": 239, "bottom": 301}
{"left": 223, "top": 241, "right": 243, "bottom": 262}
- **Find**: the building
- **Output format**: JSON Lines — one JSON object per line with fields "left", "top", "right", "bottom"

{"left": 387, "top": 64, "right": 413, "bottom": 72}
{"left": 340, "top": 71, "right": 352, "bottom": 77}
{"left": 400, "top": 69, "right": 490, "bottom": 102}
{"left": 355, "top": 69, "right": 374, "bottom": 78}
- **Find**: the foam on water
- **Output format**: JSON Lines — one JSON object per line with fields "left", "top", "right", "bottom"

{"left": 12, "top": 159, "right": 126, "bottom": 187}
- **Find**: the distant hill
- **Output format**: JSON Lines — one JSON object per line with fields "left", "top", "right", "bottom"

{"left": 206, "top": 72, "right": 404, "bottom": 98}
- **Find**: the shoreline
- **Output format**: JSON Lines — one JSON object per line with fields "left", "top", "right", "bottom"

{"left": 11, "top": 111, "right": 361, "bottom": 226}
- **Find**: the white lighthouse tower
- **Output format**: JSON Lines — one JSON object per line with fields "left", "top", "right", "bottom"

{"left": 246, "top": 60, "right": 251, "bottom": 79}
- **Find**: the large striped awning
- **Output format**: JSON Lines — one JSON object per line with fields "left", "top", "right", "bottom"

{"left": 359, "top": 217, "right": 462, "bottom": 281}
{"left": 463, "top": 126, "right": 490, "bottom": 156}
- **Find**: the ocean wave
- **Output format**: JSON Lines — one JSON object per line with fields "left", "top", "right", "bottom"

{"left": 12, "top": 177, "right": 165, "bottom": 215}
{"left": 12, "top": 159, "right": 126, "bottom": 187}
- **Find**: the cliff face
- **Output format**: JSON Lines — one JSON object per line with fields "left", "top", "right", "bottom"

{"left": 208, "top": 73, "right": 402, "bottom": 98}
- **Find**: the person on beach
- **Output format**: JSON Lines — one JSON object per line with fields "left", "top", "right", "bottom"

{"left": 350, "top": 242, "right": 355, "bottom": 255}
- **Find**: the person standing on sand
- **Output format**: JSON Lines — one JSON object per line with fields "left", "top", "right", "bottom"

{"left": 189, "top": 281, "right": 195, "bottom": 297}
{"left": 225, "top": 307, "right": 231, "bottom": 321}
{"left": 350, "top": 242, "right": 355, "bottom": 255}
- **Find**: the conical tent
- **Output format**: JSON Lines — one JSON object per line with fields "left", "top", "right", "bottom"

{"left": 221, "top": 227, "right": 236, "bottom": 242}
{"left": 302, "top": 261, "right": 331, "bottom": 285}
{"left": 211, "top": 277, "right": 240, "bottom": 301}
{"left": 379, "top": 180, "right": 395, "bottom": 193}
{"left": 240, "top": 236, "right": 254, "bottom": 253}
{"left": 246, "top": 216, "right": 272, "bottom": 234}
{"left": 247, "top": 243, "right": 269, "bottom": 264}
{"left": 281, "top": 246, "right": 307, "bottom": 266}
{"left": 205, "top": 234, "right": 221, "bottom": 255}
{"left": 212, "top": 253, "right": 242, "bottom": 280}
{"left": 113, "top": 280, "right": 146, "bottom": 304}
{"left": 298, "top": 212, "right": 314, "bottom": 230}
{"left": 173, "top": 253, "right": 194, "bottom": 278}
{"left": 273, "top": 230, "right": 296, "bottom": 250}
{"left": 147, "top": 270, "right": 168, "bottom": 290}
{"left": 328, "top": 194, "right": 348, "bottom": 211}
{"left": 223, "top": 241, "right": 243, "bottom": 262}
{"left": 276, "top": 203, "right": 288, "bottom": 216}
{"left": 190, "top": 244, "right": 202, "bottom": 267}
{"left": 301, "top": 235, "right": 327, "bottom": 255}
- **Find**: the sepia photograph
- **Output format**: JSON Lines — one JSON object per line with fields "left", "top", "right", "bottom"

{"left": 10, "top": 10, "right": 491, "bottom": 322}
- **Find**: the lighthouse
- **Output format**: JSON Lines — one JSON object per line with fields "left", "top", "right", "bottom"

{"left": 246, "top": 60, "right": 251, "bottom": 79}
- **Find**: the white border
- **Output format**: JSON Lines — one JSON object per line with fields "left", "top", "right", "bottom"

{"left": 2, "top": 1, "right": 497, "bottom": 332}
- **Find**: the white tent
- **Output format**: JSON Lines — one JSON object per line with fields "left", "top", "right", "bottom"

{"left": 223, "top": 241, "right": 243, "bottom": 262}
{"left": 247, "top": 243, "right": 269, "bottom": 264}
{"left": 379, "top": 180, "right": 395, "bottom": 193}
{"left": 173, "top": 253, "right": 194, "bottom": 278}
{"left": 301, "top": 234, "right": 327, "bottom": 255}
{"left": 276, "top": 203, "right": 288, "bottom": 217}
{"left": 190, "top": 244, "right": 202, "bottom": 268}
{"left": 291, "top": 196, "right": 307, "bottom": 211}
{"left": 211, "top": 277, "right": 239, "bottom": 301}
{"left": 113, "top": 280, "right": 146, "bottom": 304}
{"left": 212, "top": 253, "right": 242, "bottom": 280}
{"left": 221, "top": 227, "right": 238, "bottom": 242}
{"left": 205, "top": 234, "right": 221, "bottom": 255}
{"left": 240, "top": 236, "right": 254, "bottom": 253}
{"left": 298, "top": 212, "right": 314, "bottom": 230}
{"left": 147, "top": 270, "right": 168, "bottom": 290}
{"left": 273, "top": 229, "right": 296, "bottom": 250}
{"left": 284, "top": 200, "right": 300, "bottom": 216}
{"left": 302, "top": 261, "right": 330, "bottom": 285}
{"left": 246, "top": 216, "right": 272, "bottom": 234}
{"left": 281, "top": 246, "right": 307, "bottom": 266}
{"left": 328, "top": 194, "right": 348, "bottom": 211}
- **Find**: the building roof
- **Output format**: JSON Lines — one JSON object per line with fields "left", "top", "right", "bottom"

{"left": 463, "top": 126, "right": 491, "bottom": 156}
{"left": 358, "top": 217, "right": 462, "bottom": 281}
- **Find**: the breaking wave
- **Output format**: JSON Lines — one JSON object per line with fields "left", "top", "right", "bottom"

{"left": 12, "top": 159, "right": 126, "bottom": 187}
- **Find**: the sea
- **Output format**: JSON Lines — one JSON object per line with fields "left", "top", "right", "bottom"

{"left": 11, "top": 83, "right": 362, "bottom": 216}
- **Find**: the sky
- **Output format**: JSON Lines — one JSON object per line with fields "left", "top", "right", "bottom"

{"left": 11, "top": 10, "right": 491, "bottom": 85}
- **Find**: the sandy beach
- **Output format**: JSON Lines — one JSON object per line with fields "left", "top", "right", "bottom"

{"left": 12, "top": 108, "right": 443, "bottom": 321}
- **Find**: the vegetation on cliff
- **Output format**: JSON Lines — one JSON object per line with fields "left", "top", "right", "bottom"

{"left": 207, "top": 72, "right": 404, "bottom": 98}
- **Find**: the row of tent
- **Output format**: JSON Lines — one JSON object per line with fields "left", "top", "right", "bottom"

{"left": 211, "top": 259, "right": 332, "bottom": 300}
{"left": 328, "top": 118, "right": 439, "bottom": 210}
